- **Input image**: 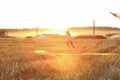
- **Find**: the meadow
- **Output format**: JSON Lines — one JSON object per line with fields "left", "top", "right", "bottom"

{"left": 0, "top": 35, "right": 120, "bottom": 80}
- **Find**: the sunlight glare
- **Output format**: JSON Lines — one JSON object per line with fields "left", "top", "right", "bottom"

{"left": 47, "top": 54, "right": 81, "bottom": 71}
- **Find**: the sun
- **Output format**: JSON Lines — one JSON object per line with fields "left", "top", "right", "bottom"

{"left": 39, "top": 28, "right": 66, "bottom": 35}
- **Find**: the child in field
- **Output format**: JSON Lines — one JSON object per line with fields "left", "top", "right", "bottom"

{"left": 66, "top": 31, "right": 75, "bottom": 48}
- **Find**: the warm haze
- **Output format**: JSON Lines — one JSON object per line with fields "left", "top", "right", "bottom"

{"left": 0, "top": 0, "right": 120, "bottom": 29}
{"left": 1, "top": 1, "right": 120, "bottom": 79}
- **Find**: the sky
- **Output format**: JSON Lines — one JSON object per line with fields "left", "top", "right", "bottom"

{"left": 0, "top": 0, "right": 120, "bottom": 29}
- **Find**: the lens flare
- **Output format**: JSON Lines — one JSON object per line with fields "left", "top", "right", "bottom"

{"left": 46, "top": 53, "right": 81, "bottom": 71}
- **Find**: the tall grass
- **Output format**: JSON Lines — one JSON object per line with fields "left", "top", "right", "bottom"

{"left": 0, "top": 37, "right": 120, "bottom": 80}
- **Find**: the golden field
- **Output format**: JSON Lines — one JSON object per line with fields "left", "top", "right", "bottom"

{"left": 0, "top": 35, "right": 120, "bottom": 80}
{"left": 0, "top": 27, "right": 120, "bottom": 80}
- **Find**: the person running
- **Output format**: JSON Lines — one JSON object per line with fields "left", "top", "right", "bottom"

{"left": 66, "top": 31, "right": 75, "bottom": 48}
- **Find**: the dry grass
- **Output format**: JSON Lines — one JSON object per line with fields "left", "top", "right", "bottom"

{"left": 0, "top": 37, "right": 120, "bottom": 80}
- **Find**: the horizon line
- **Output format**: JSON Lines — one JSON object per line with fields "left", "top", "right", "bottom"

{"left": 0, "top": 26, "right": 120, "bottom": 29}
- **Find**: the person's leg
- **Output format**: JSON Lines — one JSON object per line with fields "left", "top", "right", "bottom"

{"left": 70, "top": 41, "right": 75, "bottom": 48}
{"left": 66, "top": 41, "right": 70, "bottom": 47}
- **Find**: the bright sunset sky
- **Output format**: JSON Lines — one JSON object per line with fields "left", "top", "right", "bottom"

{"left": 0, "top": 0, "right": 120, "bottom": 29}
